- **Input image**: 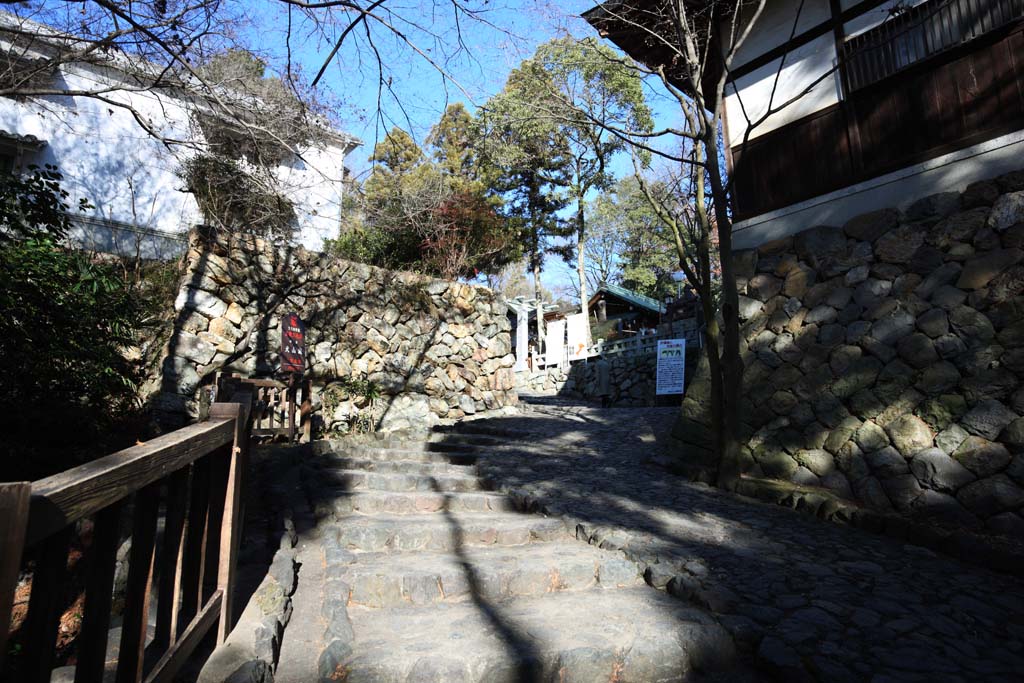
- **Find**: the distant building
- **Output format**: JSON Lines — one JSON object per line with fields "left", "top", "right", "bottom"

{"left": 0, "top": 13, "right": 360, "bottom": 257}
{"left": 586, "top": 0, "right": 1024, "bottom": 248}
{"left": 588, "top": 283, "right": 665, "bottom": 331}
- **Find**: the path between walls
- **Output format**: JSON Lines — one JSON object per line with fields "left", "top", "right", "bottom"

{"left": 223, "top": 397, "right": 1024, "bottom": 681}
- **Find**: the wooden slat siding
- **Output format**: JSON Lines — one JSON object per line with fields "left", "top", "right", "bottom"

{"left": 0, "top": 483, "right": 30, "bottom": 672}
{"left": 152, "top": 469, "right": 189, "bottom": 652}
{"left": 20, "top": 526, "right": 73, "bottom": 683}
{"left": 209, "top": 399, "right": 251, "bottom": 641}
{"left": 73, "top": 502, "right": 123, "bottom": 683}
{"left": 143, "top": 591, "right": 222, "bottom": 683}
{"left": 176, "top": 458, "right": 211, "bottom": 638}
{"left": 115, "top": 484, "right": 160, "bottom": 683}
{"left": 731, "top": 23, "right": 1024, "bottom": 220}
{"left": 26, "top": 419, "right": 234, "bottom": 547}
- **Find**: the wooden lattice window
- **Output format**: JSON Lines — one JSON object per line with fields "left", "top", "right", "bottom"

{"left": 840, "top": 0, "right": 1024, "bottom": 93}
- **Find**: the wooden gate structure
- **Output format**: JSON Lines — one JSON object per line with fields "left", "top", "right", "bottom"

{"left": 0, "top": 392, "right": 253, "bottom": 683}
{"left": 216, "top": 373, "right": 312, "bottom": 443}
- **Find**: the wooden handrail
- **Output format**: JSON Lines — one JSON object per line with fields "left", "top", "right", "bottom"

{"left": 26, "top": 418, "right": 235, "bottom": 547}
{"left": 1, "top": 394, "right": 253, "bottom": 683}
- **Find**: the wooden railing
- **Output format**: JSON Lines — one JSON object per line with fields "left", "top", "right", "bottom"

{"left": 0, "top": 394, "right": 252, "bottom": 683}
{"left": 217, "top": 373, "right": 311, "bottom": 443}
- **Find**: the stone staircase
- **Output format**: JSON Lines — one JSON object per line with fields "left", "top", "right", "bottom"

{"left": 286, "top": 423, "right": 738, "bottom": 682}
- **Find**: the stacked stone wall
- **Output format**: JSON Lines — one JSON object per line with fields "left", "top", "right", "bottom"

{"left": 517, "top": 344, "right": 699, "bottom": 406}
{"left": 144, "top": 229, "right": 516, "bottom": 433}
{"left": 680, "top": 169, "right": 1024, "bottom": 537}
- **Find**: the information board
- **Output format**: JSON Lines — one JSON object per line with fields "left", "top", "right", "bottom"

{"left": 565, "top": 313, "right": 589, "bottom": 360}
{"left": 280, "top": 312, "right": 306, "bottom": 374}
{"left": 656, "top": 339, "right": 686, "bottom": 395}
{"left": 545, "top": 319, "right": 566, "bottom": 367}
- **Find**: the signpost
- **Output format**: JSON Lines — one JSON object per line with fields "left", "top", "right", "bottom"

{"left": 280, "top": 312, "right": 306, "bottom": 374}
{"left": 656, "top": 339, "right": 686, "bottom": 395}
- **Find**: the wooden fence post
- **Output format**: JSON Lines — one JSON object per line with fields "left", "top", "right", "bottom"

{"left": 209, "top": 393, "right": 252, "bottom": 642}
{"left": 0, "top": 483, "right": 30, "bottom": 672}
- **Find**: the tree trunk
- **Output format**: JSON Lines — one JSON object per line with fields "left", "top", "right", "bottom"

{"left": 575, "top": 197, "right": 592, "bottom": 345}
{"left": 705, "top": 134, "right": 744, "bottom": 491}
{"left": 533, "top": 256, "right": 545, "bottom": 360}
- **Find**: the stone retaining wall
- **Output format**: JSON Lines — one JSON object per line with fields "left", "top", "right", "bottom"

{"left": 517, "top": 347, "right": 699, "bottom": 406}
{"left": 679, "top": 168, "right": 1024, "bottom": 537}
{"left": 517, "top": 354, "right": 658, "bottom": 406}
{"left": 144, "top": 229, "right": 517, "bottom": 433}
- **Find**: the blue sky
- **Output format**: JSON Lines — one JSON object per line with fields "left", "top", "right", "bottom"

{"left": 247, "top": 0, "right": 681, "bottom": 296}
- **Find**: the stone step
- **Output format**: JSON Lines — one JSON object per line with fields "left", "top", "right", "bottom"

{"left": 330, "top": 513, "right": 568, "bottom": 552}
{"left": 321, "top": 490, "right": 515, "bottom": 517}
{"left": 432, "top": 422, "right": 536, "bottom": 440}
{"left": 340, "top": 542, "right": 642, "bottom": 609}
{"left": 323, "top": 469, "right": 485, "bottom": 493}
{"left": 336, "top": 587, "right": 736, "bottom": 682}
{"left": 313, "top": 456, "right": 478, "bottom": 476}
{"left": 312, "top": 441, "right": 481, "bottom": 465}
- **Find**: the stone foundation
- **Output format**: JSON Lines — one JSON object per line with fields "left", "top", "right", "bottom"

{"left": 680, "top": 168, "right": 1024, "bottom": 537}
{"left": 145, "top": 229, "right": 517, "bottom": 433}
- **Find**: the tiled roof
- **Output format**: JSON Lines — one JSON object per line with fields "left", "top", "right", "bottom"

{"left": 590, "top": 283, "right": 666, "bottom": 314}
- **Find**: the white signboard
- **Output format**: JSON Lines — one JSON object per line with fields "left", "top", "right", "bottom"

{"left": 656, "top": 339, "right": 686, "bottom": 395}
{"left": 545, "top": 319, "right": 566, "bottom": 368}
{"left": 565, "top": 313, "right": 589, "bottom": 361}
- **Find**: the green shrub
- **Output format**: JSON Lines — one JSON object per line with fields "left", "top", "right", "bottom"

{"left": 0, "top": 166, "right": 147, "bottom": 479}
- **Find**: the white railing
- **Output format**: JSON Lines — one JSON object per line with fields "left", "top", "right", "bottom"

{"left": 530, "top": 320, "right": 703, "bottom": 370}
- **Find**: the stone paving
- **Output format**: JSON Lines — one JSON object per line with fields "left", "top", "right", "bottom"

{"left": 462, "top": 396, "right": 1024, "bottom": 682}
{"left": 283, "top": 414, "right": 749, "bottom": 682}
{"left": 258, "top": 394, "right": 1024, "bottom": 682}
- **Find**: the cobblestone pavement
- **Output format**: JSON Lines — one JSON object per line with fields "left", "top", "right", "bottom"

{"left": 458, "top": 396, "right": 1024, "bottom": 682}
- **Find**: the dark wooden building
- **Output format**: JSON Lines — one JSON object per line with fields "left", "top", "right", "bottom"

{"left": 586, "top": 0, "right": 1024, "bottom": 248}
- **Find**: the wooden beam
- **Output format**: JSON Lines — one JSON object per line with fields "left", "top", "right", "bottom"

{"left": 21, "top": 526, "right": 73, "bottom": 683}
{"left": 0, "top": 483, "right": 30, "bottom": 673}
{"left": 74, "top": 501, "right": 124, "bottom": 683}
{"left": 143, "top": 591, "right": 222, "bottom": 683}
{"left": 27, "top": 419, "right": 234, "bottom": 546}
{"left": 209, "top": 400, "right": 251, "bottom": 642}
{"left": 729, "top": 0, "right": 892, "bottom": 80}
{"left": 153, "top": 469, "right": 189, "bottom": 652}
{"left": 115, "top": 483, "right": 161, "bottom": 683}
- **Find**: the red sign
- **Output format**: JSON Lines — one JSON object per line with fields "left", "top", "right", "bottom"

{"left": 280, "top": 312, "right": 306, "bottom": 374}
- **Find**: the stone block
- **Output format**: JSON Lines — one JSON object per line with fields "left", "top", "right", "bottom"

{"left": 957, "top": 474, "right": 1024, "bottom": 517}
{"left": 910, "top": 447, "right": 976, "bottom": 493}
{"left": 875, "top": 226, "right": 925, "bottom": 264}
{"left": 795, "top": 449, "right": 834, "bottom": 476}
{"left": 956, "top": 248, "right": 1024, "bottom": 289}
{"left": 954, "top": 436, "right": 1012, "bottom": 477}
{"left": 885, "top": 414, "right": 934, "bottom": 456}
{"left": 962, "top": 180, "right": 1000, "bottom": 208}
{"left": 865, "top": 446, "right": 908, "bottom": 478}
{"left": 844, "top": 208, "right": 900, "bottom": 242}
{"left": 882, "top": 473, "right": 924, "bottom": 511}
{"left": 987, "top": 190, "right": 1024, "bottom": 232}
{"left": 961, "top": 399, "right": 1018, "bottom": 440}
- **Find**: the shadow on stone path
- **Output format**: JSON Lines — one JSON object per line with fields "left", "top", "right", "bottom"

{"left": 448, "top": 398, "right": 1024, "bottom": 682}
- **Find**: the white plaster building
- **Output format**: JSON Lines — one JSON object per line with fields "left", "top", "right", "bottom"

{"left": 0, "top": 15, "right": 360, "bottom": 257}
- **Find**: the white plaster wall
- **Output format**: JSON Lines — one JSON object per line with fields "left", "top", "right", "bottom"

{"left": 841, "top": 0, "right": 927, "bottom": 38}
{"left": 723, "top": 0, "right": 838, "bottom": 147}
{"left": 730, "top": 0, "right": 832, "bottom": 67}
{"left": 732, "top": 129, "right": 1024, "bottom": 249}
{"left": 276, "top": 142, "right": 347, "bottom": 251}
{"left": 724, "top": 32, "right": 839, "bottom": 147}
{"left": 0, "top": 63, "right": 202, "bottom": 234}
{"left": 1, "top": 59, "right": 355, "bottom": 253}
